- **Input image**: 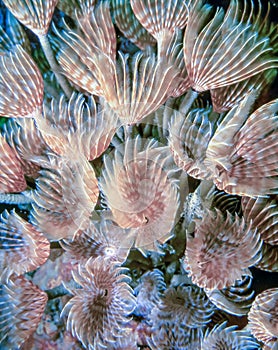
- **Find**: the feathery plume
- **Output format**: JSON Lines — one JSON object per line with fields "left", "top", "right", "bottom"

{"left": 2, "top": 0, "right": 58, "bottom": 36}
{"left": 0, "top": 275, "right": 47, "bottom": 349}
{"left": 61, "top": 219, "right": 134, "bottom": 265}
{"left": 210, "top": 190, "right": 242, "bottom": 215}
{"left": 185, "top": 210, "right": 262, "bottom": 290}
{"left": 112, "top": 0, "right": 156, "bottom": 51}
{"left": 57, "top": 2, "right": 116, "bottom": 96}
{"left": 242, "top": 196, "right": 278, "bottom": 246}
{"left": 0, "top": 45, "right": 44, "bottom": 118}
{"left": 62, "top": 257, "right": 136, "bottom": 349}
{"left": 131, "top": 0, "right": 189, "bottom": 37}
{"left": 0, "top": 134, "right": 27, "bottom": 193}
{"left": 211, "top": 69, "right": 277, "bottom": 113}
{"left": 108, "top": 329, "right": 139, "bottom": 350}
{"left": 3, "top": 117, "right": 48, "bottom": 178}
{"left": 205, "top": 275, "right": 255, "bottom": 316}
{"left": 107, "top": 52, "right": 180, "bottom": 125}
{"left": 150, "top": 285, "right": 215, "bottom": 328}
{"left": 201, "top": 322, "right": 260, "bottom": 350}
{"left": 256, "top": 243, "right": 278, "bottom": 273}
{"left": 248, "top": 288, "right": 278, "bottom": 347}
{"left": 30, "top": 154, "right": 99, "bottom": 240}
{"left": 78, "top": 1, "right": 116, "bottom": 60}
{"left": 36, "top": 94, "right": 119, "bottom": 160}
{"left": 2, "top": 0, "right": 73, "bottom": 96}
{"left": 100, "top": 137, "right": 179, "bottom": 251}
{"left": 0, "top": 209, "right": 50, "bottom": 283}
{"left": 184, "top": 0, "right": 278, "bottom": 92}
{"left": 134, "top": 269, "right": 166, "bottom": 318}
{"left": 9, "top": 125, "right": 45, "bottom": 176}
{"left": 130, "top": 0, "right": 190, "bottom": 100}
{"left": 148, "top": 285, "right": 213, "bottom": 349}
{"left": 148, "top": 323, "right": 203, "bottom": 350}
{"left": 57, "top": 3, "right": 179, "bottom": 124}
{"left": 168, "top": 107, "right": 214, "bottom": 180}
{"left": 131, "top": 0, "right": 189, "bottom": 58}
{"left": 166, "top": 31, "right": 191, "bottom": 98}
{"left": 205, "top": 95, "right": 278, "bottom": 196}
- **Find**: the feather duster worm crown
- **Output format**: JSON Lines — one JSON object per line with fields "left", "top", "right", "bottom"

{"left": 248, "top": 288, "right": 278, "bottom": 346}
{"left": 185, "top": 209, "right": 262, "bottom": 290}
{"left": 201, "top": 322, "right": 260, "bottom": 349}
{"left": 62, "top": 257, "right": 136, "bottom": 349}
{"left": 0, "top": 209, "right": 50, "bottom": 283}
{"left": 184, "top": 0, "right": 278, "bottom": 92}
{"left": 2, "top": 0, "right": 58, "bottom": 36}
{"left": 0, "top": 276, "right": 47, "bottom": 349}
{"left": 100, "top": 136, "right": 179, "bottom": 252}
{"left": 0, "top": 45, "right": 44, "bottom": 118}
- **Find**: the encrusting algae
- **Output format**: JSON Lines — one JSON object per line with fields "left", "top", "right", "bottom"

{"left": 0, "top": 0, "right": 277, "bottom": 349}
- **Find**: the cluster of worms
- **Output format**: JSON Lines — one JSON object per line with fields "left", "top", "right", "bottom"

{"left": 0, "top": 0, "right": 277, "bottom": 349}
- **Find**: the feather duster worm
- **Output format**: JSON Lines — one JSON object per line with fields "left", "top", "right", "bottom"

{"left": 0, "top": 209, "right": 50, "bottom": 283}
{"left": 2, "top": 0, "right": 58, "bottom": 36}
{"left": 62, "top": 257, "right": 136, "bottom": 349}
{"left": 129, "top": 0, "right": 191, "bottom": 104}
{"left": 108, "top": 331, "right": 139, "bottom": 350}
{"left": 104, "top": 52, "right": 180, "bottom": 125}
{"left": 61, "top": 219, "right": 134, "bottom": 266}
{"left": 205, "top": 95, "right": 278, "bottom": 196}
{"left": 168, "top": 107, "right": 214, "bottom": 179}
{"left": 111, "top": 0, "right": 156, "bottom": 51}
{"left": 134, "top": 269, "right": 166, "bottom": 318}
{"left": 35, "top": 94, "right": 119, "bottom": 160}
{"left": 100, "top": 137, "right": 179, "bottom": 251}
{"left": 130, "top": 0, "right": 189, "bottom": 58}
{"left": 169, "top": 93, "right": 278, "bottom": 197}
{"left": 148, "top": 323, "right": 203, "bottom": 350}
{"left": 185, "top": 210, "right": 262, "bottom": 290}
{"left": 2, "top": 0, "right": 72, "bottom": 96}
{"left": 3, "top": 117, "right": 48, "bottom": 179}
{"left": 209, "top": 190, "right": 242, "bottom": 216}
{"left": 242, "top": 195, "right": 278, "bottom": 246}
{"left": 57, "top": 2, "right": 180, "bottom": 125}
{"left": 256, "top": 243, "right": 278, "bottom": 273}
{"left": 0, "top": 275, "right": 47, "bottom": 349}
{"left": 205, "top": 275, "right": 255, "bottom": 316}
{"left": 184, "top": 0, "right": 278, "bottom": 92}
{"left": 131, "top": 0, "right": 189, "bottom": 38}
{"left": 150, "top": 285, "right": 215, "bottom": 328}
{"left": 30, "top": 154, "right": 99, "bottom": 240}
{"left": 0, "top": 45, "right": 44, "bottom": 118}
{"left": 0, "top": 134, "right": 26, "bottom": 192}
{"left": 248, "top": 288, "right": 278, "bottom": 347}
{"left": 148, "top": 285, "right": 214, "bottom": 349}
{"left": 201, "top": 322, "right": 260, "bottom": 349}
{"left": 166, "top": 32, "right": 191, "bottom": 98}
{"left": 57, "top": 2, "right": 116, "bottom": 97}
{"left": 210, "top": 69, "right": 277, "bottom": 113}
